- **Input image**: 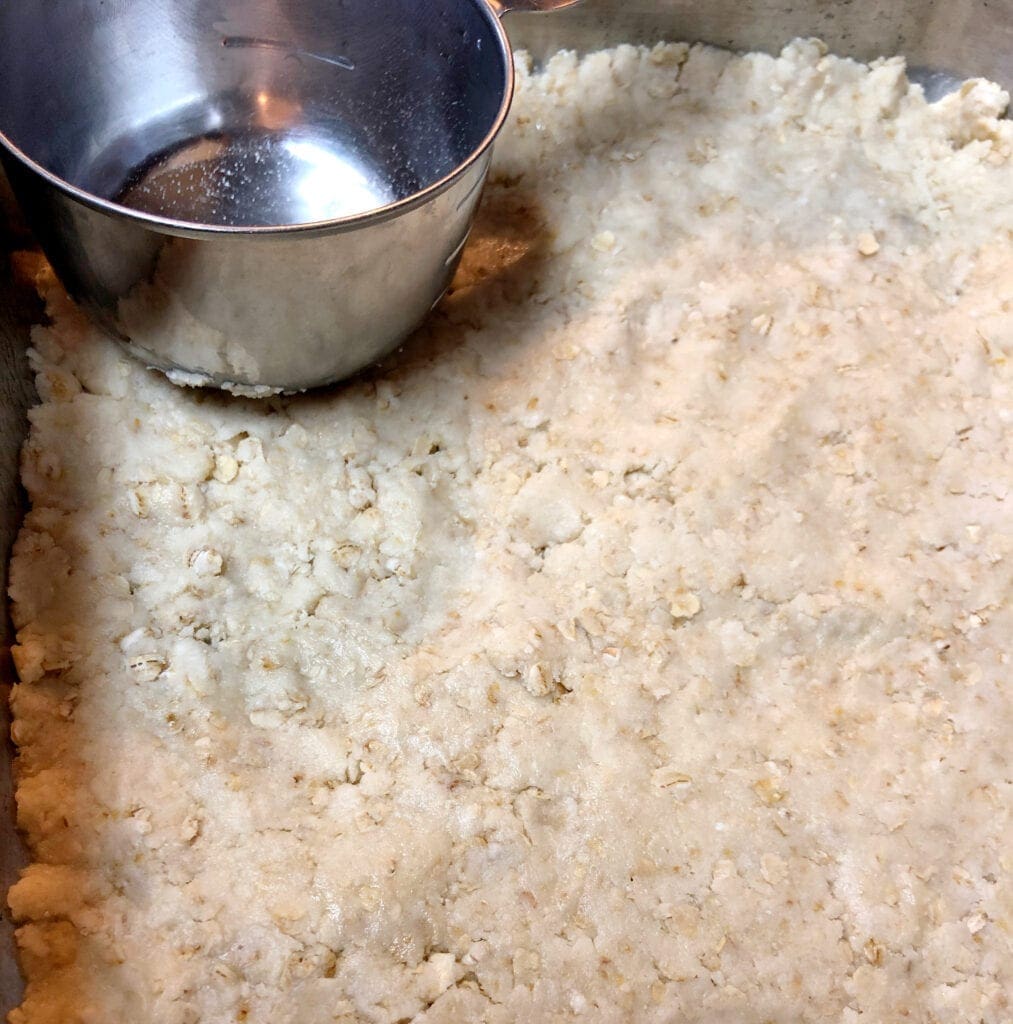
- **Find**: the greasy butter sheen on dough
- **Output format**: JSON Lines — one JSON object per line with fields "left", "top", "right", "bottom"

{"left": 7, "top": 40, "right": 1013, "bottom": 1024}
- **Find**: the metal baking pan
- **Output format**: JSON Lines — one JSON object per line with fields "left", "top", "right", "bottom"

{"left": 1, "top": 0, "right": 1010, "bottom": 1014}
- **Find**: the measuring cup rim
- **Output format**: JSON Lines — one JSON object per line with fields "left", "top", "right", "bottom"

{"left": 0, "top": 0, "right": 516, "bottom": 240}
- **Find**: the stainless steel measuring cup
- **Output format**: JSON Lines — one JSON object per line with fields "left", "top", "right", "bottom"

{"left": 0, "top": 0, "right": 579, "bottom": 394}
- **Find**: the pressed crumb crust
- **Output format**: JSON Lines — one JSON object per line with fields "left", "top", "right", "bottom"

{"left": 7, "top": 40, "right": 1013, "bottom": 1024}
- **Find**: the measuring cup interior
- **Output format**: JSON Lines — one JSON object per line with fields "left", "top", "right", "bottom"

{"left": 0, "top": 0, "right": 510, "bottom": 227}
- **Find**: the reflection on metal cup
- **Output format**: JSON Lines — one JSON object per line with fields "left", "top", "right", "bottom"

{"left": 0, "top": 0, "right": 576, "bottom": 392}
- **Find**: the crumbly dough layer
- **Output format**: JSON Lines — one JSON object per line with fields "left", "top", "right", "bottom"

{"left": 8, "top": 40, "right": 1013, "bottom": 1024}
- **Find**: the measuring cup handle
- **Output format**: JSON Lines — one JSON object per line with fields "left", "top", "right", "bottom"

{"left": 488, "top": 0, "right": 582, "bottom": 17}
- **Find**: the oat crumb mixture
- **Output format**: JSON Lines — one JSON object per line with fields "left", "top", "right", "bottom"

{"left": 8, "top": 40, "right": 1013, "bottom": 1024}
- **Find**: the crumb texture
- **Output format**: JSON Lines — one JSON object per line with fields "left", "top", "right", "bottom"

{"left": 8, "top": 40, "right": 1013, "bottom": 1024}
